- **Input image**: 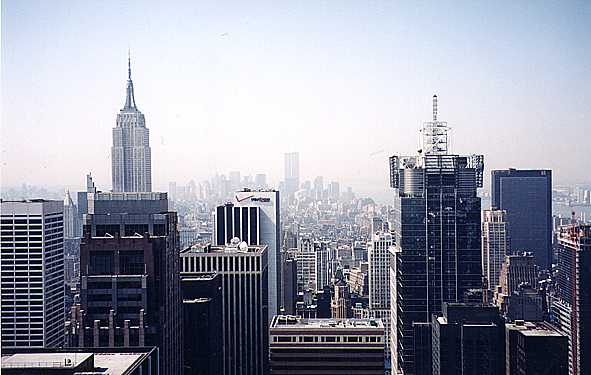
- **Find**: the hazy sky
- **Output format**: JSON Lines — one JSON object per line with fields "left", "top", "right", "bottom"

{"left": 2, "top": 1, "right": 590, "bottom": 199}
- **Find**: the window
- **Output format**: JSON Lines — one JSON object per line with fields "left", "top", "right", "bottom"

{"left": 120, "top": 251, "right": 145, "bottom": 274}
{"left": 89, "top": 252, "right": 114, "bottom": 275}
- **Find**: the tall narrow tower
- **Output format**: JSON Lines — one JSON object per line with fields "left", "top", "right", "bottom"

{"left": 388, "top": 95, "right": 484, "bottom": 374}
{"left": 111, "top": 53, "right": 152, "bottom": 192}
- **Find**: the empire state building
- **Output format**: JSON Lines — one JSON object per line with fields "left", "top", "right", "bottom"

{"left": 111, "top": 55, "right": 152, "bottom": 192}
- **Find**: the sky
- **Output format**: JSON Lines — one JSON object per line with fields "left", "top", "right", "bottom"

{"left": 1, "top": 1, "right": 590, "bottom": 200}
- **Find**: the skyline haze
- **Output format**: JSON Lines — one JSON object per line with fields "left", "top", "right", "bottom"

{"left": 2, "top": 1, "right": 590, "bottom": 200}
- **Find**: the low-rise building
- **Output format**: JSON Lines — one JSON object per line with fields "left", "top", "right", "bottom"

{"left": 269, "top": 315, "right": 384, "bottom": 375}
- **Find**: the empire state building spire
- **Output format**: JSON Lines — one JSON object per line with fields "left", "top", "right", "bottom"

{"left": 112, "top": 52, "right": 152, "bottom": 192}
{"left": 123, "top": 51, "right": 137, "bottom": 110}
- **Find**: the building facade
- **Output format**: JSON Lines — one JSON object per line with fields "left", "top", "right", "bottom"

{"left": 214, "top": 189, "right": 280, "bottom": 321}
{"left": 551, "top": 224, "right": 591, "bottom": 375}
{"left": 269, "top": 315, "right": 385, "bottom": 375}
{"left": 505, "top": 321, "right": 568, "bottom": 375}
{"left": 491, "top": 169, "right": 552, "bottom": 269}
{"left": 295, "top": 235, "right": 317, "bottom": 293}
{"left": 481, "top": 209, "right": 509, "bottom": 291}
{"left": 388, "top": 96, "right": 485, "bottom": 374}
{"left": 70, "top": 192, "right": 182, "bottom": 375}
{"left": 493, "top": 253, "right": 538, "bottom": 309}
{"left": 280, "top": 251, "right": 297, "bottom": 315}
{"left": 368, "top": 231, "right": 393, "bottom": 358}
{"left": 0, "top": 200, "right": 65, "bottom": 349}
{"left": 331, "top": 280, "right": 352, "bottom": 319}
{"left": 181, "top": 241, "right": 269, "bottom": 375}
{"left": 182, "top": 274, "right": 223, "bottom": 375}
{"left": 111, "top": 56, "right": 152, "bottom": 192}
{"left": 431, "top": 303, "right": 505, "bottom": 375}
{"left": 64, "top": 190, "right": 80, "bottom": 238}
{"left": 315, "top": 241, "right": 330, "bottom": 291}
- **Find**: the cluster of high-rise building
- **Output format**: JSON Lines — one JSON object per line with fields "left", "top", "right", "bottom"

{"left": 1, "top": 59, "right": 590, "bottom": 375}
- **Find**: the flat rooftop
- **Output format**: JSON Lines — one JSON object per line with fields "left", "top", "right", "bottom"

{"left": 271, "top": 316, "right": 384, "bottom": 330}
{"left": 181, "top": 242, "right": 267, "bottom": 254}
{"left": 521, "top": 329, "right": 563, "bottom": 337}
{"left": 506, "top": 321, "right": 565, "bottom": 337}
{"left": 1, "top": 353, "right": 93, "bottom": 369}
{"left": 1, "top": 352, "right": 146, "bottom": 374}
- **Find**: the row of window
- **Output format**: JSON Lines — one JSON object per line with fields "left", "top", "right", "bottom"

{"left": 272, "top": 335, "right": 382, "bottom": 343}
{"left": 1, "top": 219, "right": 42, "bottom": 224}
{"left": 182, "top": 254, "right": 261, "bottom": 273}
{"left": 1, "top": 230, "right": 42, "bottom": 236}
{"left": 0, "top": 224, "right": 42, "bottom": 230}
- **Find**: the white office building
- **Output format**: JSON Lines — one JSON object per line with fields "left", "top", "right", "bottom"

{"left": 482, "top": 209, "right": 509, "bottom": 291}
{"left": 214, "top": 189, "right": 280, "bottom": 321}
{"left": 295, "top": 235, "right": 317, "bottom": 293}
{"left": 368, "top": 231, "right": 393, "bottom": 358}
{"left": 0, "top": 200, "right": 65, "bottom": 348}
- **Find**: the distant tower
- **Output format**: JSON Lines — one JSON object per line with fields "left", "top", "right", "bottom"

{"left": 491, "top": 169, "right": 552, "bottom": 269}
{"left": 284, "top": 152, "right": 300, "bottom": 200}
{"left": 64, "top": 190, "right": 80, "bottom": 238}
{"left": 111, "top": 53, "right": 152, "bottom": 192}
{"left": 331, "top": 279, "right": 352, "bottom": 319}
{"left": 482, "top": 209, "right": 509, "bottom": 291}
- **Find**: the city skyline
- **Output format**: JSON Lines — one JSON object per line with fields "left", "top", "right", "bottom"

{"left": 1, "top": 3, "right": 590, "bottom": 373}
{"left": 2, "top": 1, "right": 590, "bottom": 201}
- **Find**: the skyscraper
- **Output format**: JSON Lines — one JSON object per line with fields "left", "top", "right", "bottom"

{"left": 111, "top": 55, "right": 152, "bottom": 192}
{"left": 294, "top": 235, "right": 317, "bottom": 292}
{"left": 0, "top": 200, "right": 65, "bottom": 349}
{"left": 481, "top": 209, "right": 509, "bottom": 291}
{"left": 214, "top": 189, "right": 281, "bottom": 321}
{"left": 72, "top": 192, "right": 182, "bottom": 375}
{"left": 63, "top": 190, "right": 80, "bottom": 238}
{"left": 284, "top": 152, "right": 300, "bottom": 199}
{"left": 328, "top": 181, "right": 340, "bottom": 201}
{"left": 315, "top": 240, "right": 330, "bottom": 292}
{"left": 388, "top": 96, "right": 484, "bottom": 374}
{"left": 181, "top": 241, "right": 269, "bottom": 375}
{"left": 491, "top": 169, "right": 552, "bottom": 269}
{"left": 313, "top": 176, "right": 324, "bottom": 200}
{"left": 551, "top": 224, "right": 591, "bottom": 375}
{"left": 368, "top": 231, "right": 393, "bottom": 358}
{"left": 280, "top": 251, "right": 297, "bottom": 315}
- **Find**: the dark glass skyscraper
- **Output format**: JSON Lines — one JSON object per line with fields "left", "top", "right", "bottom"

{"left": 491, "top": 169, "right": 552, "bottom": 269}
{"left": 72, "top": 192, "right": 182, "bottom": 375}
{"left": 388, "top": 96, "right": 484, "bottom": 375}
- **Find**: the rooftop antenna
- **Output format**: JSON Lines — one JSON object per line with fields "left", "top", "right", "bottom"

{"left": 433, "top": 94, "right": 438, "bottom": 121}
{"left": 421, "top": 94, "right": 449, "bottom": 155}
